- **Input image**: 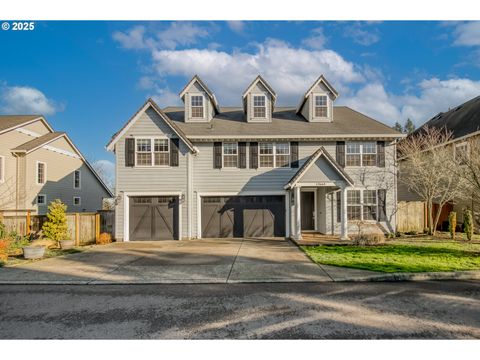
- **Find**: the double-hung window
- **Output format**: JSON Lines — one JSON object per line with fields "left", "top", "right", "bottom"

{"left": 275, "top": 143, "right": 290, "bottom": 168}
{"left": 346, "top": 142, "right": 377, "bottom": 167}
{"left": 259, "top": 143, "right": 290, "bottom": 168}
{"left": 136, "top": 138, "right": 169, "bottom": 166}
{"left": 346, "top": 189, "right": 379, "bottom": 221}
{"left": 37, "top": 194, "right": 46, "bottom": 206}
{"left": 36, "top": 162, "right": 46, "bottom": 185}
{"left": 74, "top": 170, "right": 81, "bottom": 189}
{"left": 314, "top": 95, "right": 328, "bottom": 117}
{"left": 154, "top": 139, "right": 169, "bottom": 166}
{"left": 259, "top": 143, "right": 274, "bottom": 167}
{"left": 191, "top": 95, "right": 204, "bottom": 118}
{"left": 223, "top": 143, "right": 238, "bottom": 168}
{"left": 253, "top": 95, "right": 266, "bottom": 118}
{"left": 362, "top": 190, "right": 377, "bottom": 220}
{"left": 347, "top": 190, "right": 362, "bottom": 220}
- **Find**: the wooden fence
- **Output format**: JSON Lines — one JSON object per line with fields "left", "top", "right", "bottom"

{"left": 396, "top": 201, "right": 426, "bottom": 233}
{"left": 0, "top": 211, "right": 115, "bottom": 245}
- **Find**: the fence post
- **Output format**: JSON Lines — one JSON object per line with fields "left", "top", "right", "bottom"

{"left": 95, "top": 213, "right": 100, "bottom": 242}
{"left": 75, "top": 213, "right": 80, "bottom": 246}
{"left": 26, "top": 210, "right": 31, "bottom": 236}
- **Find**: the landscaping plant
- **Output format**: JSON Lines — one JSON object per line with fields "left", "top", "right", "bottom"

{"left": 0, "top": 238, "right": 9, "bottom": 264}
{"left": 96, "top": 232, "right": 112, "bottom": 245}
{"left": 448, "top": 211, "right": 457, "bottom": 240}
{"left": 464, "top": 209, "right": 473, "bottom": 241}
{"left": 42, "top": 199, "right": 69, "bottom": 247}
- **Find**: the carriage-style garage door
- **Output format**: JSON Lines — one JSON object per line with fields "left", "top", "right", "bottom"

{"left": 201, "top": 196, "right": 285, "bottom": 238}
{"left": 129, "top": 196, "right": 179, "bottom": 240}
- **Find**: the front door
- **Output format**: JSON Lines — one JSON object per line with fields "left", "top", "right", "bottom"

{"left": 301, "top": 191, "right": 315, "bottom": 231}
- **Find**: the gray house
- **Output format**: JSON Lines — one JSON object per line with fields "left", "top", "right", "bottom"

{"left": 107, "top": 75, "right": 403, "bottom": 241}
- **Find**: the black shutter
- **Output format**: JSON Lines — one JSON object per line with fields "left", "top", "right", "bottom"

{"left": 378, "top": 189, "right": 387, "bottom": 221}
{"left": 377, "top": 141, "right": 385, "bottom": 167}
{"left": 336, "top": 191, "right": 341, "bottom": 223}
{"left": 213, "top": 142, "right": 222, "bottom": 169}
{"left": 250, "top": 142, "right": 258, "bottom": 169}
{"left": 290, "top": 141, "right": 299, "bottom": 168}
{"left": 336, "top": 141, "right": 345, "bottom": 167}
{"left": 238, "top": 142, "right": 246, "bottom": 168}
{"left": 170, "top": 138, "right": 179, "bottom": 167}
{"left": 125, "top": 138, "right": 135, "bottom": 167}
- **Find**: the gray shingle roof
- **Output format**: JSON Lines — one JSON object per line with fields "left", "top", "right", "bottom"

{"left": 164, "top": 106, "right": 401, "bottom": 139}
{"left": 0, "top": 115, "right": 42, "bottom": 133}
{"left": 11, "top": 132, "right": 65, "bottom": 152}
{"left": 416, "top": 95, "right": 480, "bottom": 140}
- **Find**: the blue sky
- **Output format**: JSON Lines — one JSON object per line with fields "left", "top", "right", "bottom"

{"left": 1, "top": 21, "right": 480, "bottom": 184}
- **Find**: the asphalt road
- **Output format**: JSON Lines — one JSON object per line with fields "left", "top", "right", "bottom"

{"left": 0, "top": 281, "right": 479, "bottom": 339}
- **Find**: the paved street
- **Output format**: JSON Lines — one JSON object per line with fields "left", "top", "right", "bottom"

{"left": 0, "top": 281, "right": 479, "bottom": 339}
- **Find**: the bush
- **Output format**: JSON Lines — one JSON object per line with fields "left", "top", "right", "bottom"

{"left": 404, "top": 230, "right": 418, "bottom": 236}
{"left": 96, "top": 232, "right": 112, "bottom": 245}
{"left": 42, "top": 199, "right": 69, "bottom": 247}
{"left": 448, "top": 211, "right": 457, "bottom": 240}
{"left": 352, "top": 233, "right": 385, "bottom": 246}
{"left": 0, "top": 238, "right": 10, "bottom": 264}
{"left": 464, "top": 209, "right": 473, "bottom": 241}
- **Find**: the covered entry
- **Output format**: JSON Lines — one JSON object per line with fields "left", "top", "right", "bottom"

{"left": 129, "top": 196, "right": 179, "bottom": 240}
{"left": 201, "top": 195, "right": 286, "bottom": 238}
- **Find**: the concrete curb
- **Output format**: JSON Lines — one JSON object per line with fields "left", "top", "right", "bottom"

{"left": 333, "top": 270, "right": 480, "bottom": 282}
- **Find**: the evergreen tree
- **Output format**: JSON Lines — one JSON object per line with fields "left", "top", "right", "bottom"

{"left": 404, "top": 118, "right": 415, "bottom": 134}
{"left": 393, "top": 121, "right": 403, "bottom": 133}
{"left": 42, "top": 199, "right": 69, "bottom": 246}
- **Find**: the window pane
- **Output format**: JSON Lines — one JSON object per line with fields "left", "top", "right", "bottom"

{"left": 347, "top": 190, "right": 361, "bottom": 205}
{"left": 275, "top": 155, "right": 290, "bottom": 167}
{"left": 315, "top": 95, "right": 327, "bottom": 106}
{"left": 136, "top": 139, "right": 151, "bottom": 152}
{"left": 37, "top": 163, "right": 45, "bottom": 184}
{"left": 346, "top": 154, "right": 361, "bottom": 166}
{"left": 253, "top": 96, "right": 265, "bottom": 106}
{"left": 363, "top": 190, "right": 377, "bottom": 205}
{"left": 314, "top": 107, "right": 328, "bottom": 117}
{"left": 276, "top": 143, "right": 289, "bottom": 154}
{"left": 363, "top": 142, "right": 376, "bottom": 154}
{"left": 223, "top": 143, "right": 238, "bottom": 155}
{"left": 347, "top": 206, "right": 362, "bottom": 220}
{"left": 154, "top": 153, "right": 169, "bottom": 166}
{"left": 259, "top": 143, "right": 273, "bottom": 154}
{"left": 346, "top": 143, "right": 360, "bottom": 154}
{"left": 136, "top": 152, "right": 151, "bottom": 166}
{"left": 154, "top": 139, "right": 168, "bottom": 152}
{"left": 253, "top": 106, "right": 266, "bottom": 118}
{"left": 224, "top": 155, "right": 238, "bottom": 168}
{"left": 259, "top": 155, "right": 274, "bottom": 167}
{"left": 363, "top": 206, "right": 377, "bottom": 220}
{"left": 191, "top": 96, "right": 203, "bottom": 107}
{"left": 191, "top": 106, "right": 204, "bottom": 118}
{"left": 362, "top": 154, "right": 376, "bottom": 166}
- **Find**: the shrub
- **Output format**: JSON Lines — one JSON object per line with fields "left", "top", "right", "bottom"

{"left": 404, "top": 230, "right": 418, "bottom": 236}
{"left": 96, "top": 232, "right": 112, "bottom": 245}
{"left": 463, "top": 209, "right": 473, "bottom": 241}
{"left": 0, "top": 238, "right": 10, "bottom": 263}
{"left": 42, "top": 199, "right": 69, "bottom": 247}
{"left": 448, "top": 211, "right": 457, "bottom": 240}
{"left": 352, "top": 233, "right": 385, "bottom": 246}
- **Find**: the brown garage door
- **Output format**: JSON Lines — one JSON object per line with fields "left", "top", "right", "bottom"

{"left": 129, "top": 196, "right": 179, "bottom": 240}
{"left": 201, "top": 196, "right": 285, "bottom": 238}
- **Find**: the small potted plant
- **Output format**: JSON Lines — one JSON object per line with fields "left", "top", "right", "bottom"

{"left": 41, "top": 199, "right": 71, "bottom": 250}
{"left": 22, "top": 242, "right": 46, "bottom": 259}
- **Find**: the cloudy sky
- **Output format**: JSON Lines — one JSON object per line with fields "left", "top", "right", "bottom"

{"left": 1, "top": 21, "right": 480, "bottom": 183}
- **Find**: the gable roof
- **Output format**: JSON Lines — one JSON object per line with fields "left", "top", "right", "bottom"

{"left": 296, "top": 75, "right": 339, "bottom": 114}
{"left": 106, "top": 98, "right": 197, "bottom": 153}
{"left": 163, "top": 106, "right": 404, "bottom": 140}
{"left": 0, "top": 115, "right": 53, "bottom": 134}
{"left": 179, "top": 75, "right": 220, "bottom": 114}
{"left": 242, "top": 75, "right": 277, "bottom": 113}
{"left": 284, "top": 146, "right": 354, "bottom": 189}
{"left": 414, "top": 95, "right": 480, "bottom": 141}
{"left": 11, "top": 132, "right": 66, "bottom": 153}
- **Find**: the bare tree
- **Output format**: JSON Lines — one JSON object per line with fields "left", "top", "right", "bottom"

{"left": 397, "top": 126, "right": 465, "bottom": 235}
{"left": 456, "top": 137, "right": 480, "bottom": 203}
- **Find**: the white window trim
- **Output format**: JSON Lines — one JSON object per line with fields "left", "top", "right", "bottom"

{"left": 36, "top": 161, "right": 47, "bottom": 185}
{"left": 313, "top": 94, "right": 329, "bottom": 118}
{"left": 258, "top": 142, "right": 291, "bottom": 169}
{"left": 454, "top": 141, "right": 469, "bottom": 161}
{"left": 73, "top": 170, "right": 81, "bottom": 189}
{"left": 345, "top": 142, "right": 377, "bottom": 167}
{"left": 190, "top": 94, "right": 205, "bottom": 119}
{"left": 222, "top": 142, "right": 239, "bottom": 169}
{"left": 252, "top": 94, "right": 267, "bottom": 119}
{"left": 73, "top": 196, "right": 81, "bottom": 206}
{"left": 37, "top": 194, "right": 47, "bottom": 206}
{"left": 0, "top": 155, "right": 4, "bottom": 183}
{"left": 134, "top": 137, "right": 170, "bottom": 168}
{"left": 346, "top": 188, "right": 381, "bottom": 222}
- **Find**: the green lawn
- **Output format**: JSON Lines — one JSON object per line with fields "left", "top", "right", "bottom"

{"left": 302, "top": 239, "right": 480, "bottom": 273}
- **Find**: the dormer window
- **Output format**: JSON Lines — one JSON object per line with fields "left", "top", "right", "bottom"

{"left": 314, "top": 95, "right": 328, "bottom": 117}
{"left": 191, "top": 95, "right": 204, "bottom": 118}
{"left": 253, "top": 95, "right": 266, "bottom": 118}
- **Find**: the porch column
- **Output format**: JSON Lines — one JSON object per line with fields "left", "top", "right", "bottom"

{"left": 294, "top": 186, "right": 302, "bottom": 240}
{"left": 340, "top": 186, "right": 349, "bottom": 240}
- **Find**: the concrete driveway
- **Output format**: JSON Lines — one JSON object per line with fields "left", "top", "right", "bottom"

{"left": 0, "top": 238, "right": 334, "bottom": 284}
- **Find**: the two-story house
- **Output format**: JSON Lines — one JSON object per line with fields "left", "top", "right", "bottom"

{"left": 107, "top": 75, "right": 403, "bottom": 241}
{"left": 0, "top": 115, "right": 113, "bottom": 215}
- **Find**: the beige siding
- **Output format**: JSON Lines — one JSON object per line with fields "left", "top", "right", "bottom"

{"left": 115, "top": 107, "right": 188, "bottom": 240}
{"left": 20, "top": 119, "right": 51, "bottom": 136}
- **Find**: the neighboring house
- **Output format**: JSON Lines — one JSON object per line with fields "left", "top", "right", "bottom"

{"left": 0, "top": 115, "right": 113, "bottom": 215}
{"left": 107, "top": 75, "right": 404, "bottom": 241}
{"left": 398, "top": 95, "right": 480, "bottom": 230}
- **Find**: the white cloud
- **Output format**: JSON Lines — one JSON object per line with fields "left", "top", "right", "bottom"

{"left": 112, "top": 25, "right": 149, "bottom": 50}
{"left": 227, "top": 21, "right": 245, "bottom": 34}
{"left": 341, "top": 78, "right": 480, "bottom": 126}
{"left": 301, "top": 27, "right": 327, "bottom": 50}
{"left": 151, "top": 38, "right": 364, "bottom": 105}
{"left": 453, "top": 21, "right": 480, "bottom": 46}
{"left": 343, "top": 23, "right": 380, "bottom": 46}
{"left": 0, "top": 84, "right": 63, "bottom": 115}
{"left": 151, "top": 87, "right": 182, "bottom": 107}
